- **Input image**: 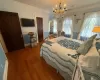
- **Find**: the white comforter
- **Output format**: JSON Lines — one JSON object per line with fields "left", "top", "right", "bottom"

{"left": 41, "top": 37, "right": 99, "bottom": 69}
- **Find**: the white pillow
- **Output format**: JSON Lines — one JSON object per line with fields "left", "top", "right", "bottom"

{"left": 93, "top": 39, "right": 100, "bottom": 47}
{"left": 79, "top": 46, "right": 99, "bottom": 70}
{"left": 92, "top": 39, "right": 96, "bottom": 47}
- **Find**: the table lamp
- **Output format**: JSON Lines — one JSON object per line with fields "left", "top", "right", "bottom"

{"left": 92, "top": 26, "right": 100, "bottom": 32}
{"left": 92, "top": 26, "right": 100, "bottom": 38}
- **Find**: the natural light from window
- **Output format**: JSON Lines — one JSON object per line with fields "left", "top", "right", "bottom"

{"left": 53, "top": 20, "right": 57, "bottom": 33}
{"left": 62, "top": 18, "right": 72, "bottom": 35}
{"left": 80, "top": 13, "right": 100, "bottom": 38}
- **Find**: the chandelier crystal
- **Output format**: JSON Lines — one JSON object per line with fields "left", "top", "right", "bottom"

{"left": 53, "top": 1, "right": 67, "bottom": 14}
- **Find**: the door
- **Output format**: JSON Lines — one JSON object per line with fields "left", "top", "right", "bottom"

{"left": 0, "top": 11, "right": 24, "bottom": 52}
{"left": 36, "top": 17, "right": 43, "bottom": 42}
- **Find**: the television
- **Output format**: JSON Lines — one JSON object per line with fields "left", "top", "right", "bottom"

{"left": 21, "top": 18, "right": 35, "bottom": 27}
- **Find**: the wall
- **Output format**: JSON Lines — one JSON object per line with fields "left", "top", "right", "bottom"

{"left": 0, "top": 43, "right": 6, "bottom": 80}
{"left": 0, "top": 0, "right": 49, "bottom": 51}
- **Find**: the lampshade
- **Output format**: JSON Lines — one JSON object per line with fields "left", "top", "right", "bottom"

{"left": 92, "top": 26, "right": 100, "bottom": 33}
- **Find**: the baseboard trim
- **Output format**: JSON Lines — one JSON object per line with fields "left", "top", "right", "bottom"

{"left": 3, "top": 60, "right": 8, "bottom": 80}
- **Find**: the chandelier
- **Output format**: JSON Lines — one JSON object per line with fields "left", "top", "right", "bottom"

{"left": 53, "top": 1, "right": 67, "bottom": 14}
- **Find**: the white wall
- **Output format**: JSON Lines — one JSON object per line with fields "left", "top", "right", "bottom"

{"left": 0, "top": 0, "right": 49, "bottom": 52}
{"left": 0, "top": 0, "right": 49, "bottom": 33}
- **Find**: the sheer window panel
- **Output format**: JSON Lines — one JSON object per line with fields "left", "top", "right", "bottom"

{"left": 80, "top": 12, "right": 100, "bottom": 40}
{"left": 53, "top": 20, "right": 57, "bottom": 33}
{"left": 62, "top": 18, "right": 72, "bottom": 35}
{"left": 49, "top": 21, "right": 51, "bottom": 32}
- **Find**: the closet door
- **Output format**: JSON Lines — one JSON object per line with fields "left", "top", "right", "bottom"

{"left": 36, "top": 17, "right": 43, "bottom": 42}
{"left": 0, "top": 11, "right": 24, "bottom": 52}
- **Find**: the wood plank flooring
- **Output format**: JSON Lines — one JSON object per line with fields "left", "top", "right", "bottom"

{"left": 6, "top": 43, "right": 64, "bottom": 80}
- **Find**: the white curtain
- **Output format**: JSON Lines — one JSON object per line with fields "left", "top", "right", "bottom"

{"left": 49, "top": 21, "right": 51, "bottom": 32}
{"left": 62, "top": 17, "right": 73, "bottom": 35}
{"left": 49, "top": 21, "right": 53, "bottom": 33}
{"left": 79, "top": 11, "right": 100, "bottom": 39}
{"left": 53, "top": 20, "right": 57, "bottom": 33}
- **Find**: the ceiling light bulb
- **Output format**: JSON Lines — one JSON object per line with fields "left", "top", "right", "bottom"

{"left": 64, "top": 4, "right": 67, "bottom": 7}
{"left": 55, "top": 5, "right": 57, "bottom": 8}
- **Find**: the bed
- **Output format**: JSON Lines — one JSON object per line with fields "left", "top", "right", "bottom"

{"left": 40, "top": 37, "right": 100, "bottom": 80}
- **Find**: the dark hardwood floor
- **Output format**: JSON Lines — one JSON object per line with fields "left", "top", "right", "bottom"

{"left": 6, "top": 43, "right": 64, "bottom": 80}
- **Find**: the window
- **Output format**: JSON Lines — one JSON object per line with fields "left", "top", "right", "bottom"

{"left": 62, "top": 18, "right": 72, "bottom": 36}
{"left": 53, "top": 20, "right": 57, "bottom": 33}
{"left": 80, "top": 12, "right": 100, "bottom": 40}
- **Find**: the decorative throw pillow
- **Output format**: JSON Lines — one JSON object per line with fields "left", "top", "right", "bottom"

{"left": 92, "top": 39, "right": 96, "bottom": 47}
{"left": 76, "top": 39, "right": 93, "bottom": 55}
{"left": 79, "top": 46, "right": 99, "bottom": 69}
{"left": 88, "top": 34, "right": 97, "bottom": 40}
{"left": 77, "top": 34, "right": 97, "bottom": 55}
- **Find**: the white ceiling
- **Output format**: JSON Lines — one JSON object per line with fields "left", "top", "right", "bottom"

{"left": 15, "top": 0, "right": 100, "bottom": 12}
